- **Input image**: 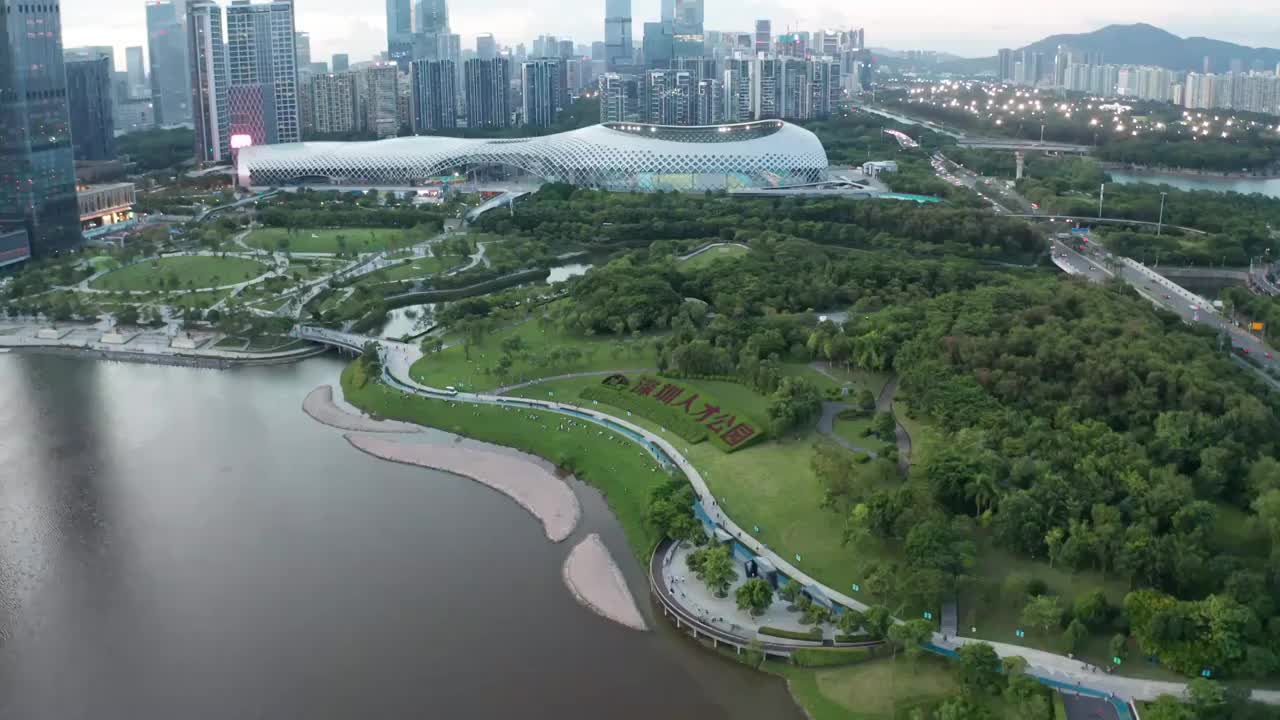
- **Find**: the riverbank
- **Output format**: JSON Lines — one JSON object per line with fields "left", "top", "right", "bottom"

{"left": 1102, "top": 162, "right": 1280, "bottom": 181}
{"left": 303, "top": 385, "right": 421, "bottom": 433}
{"left": 345, "top": 432, "right": 581, "bottom": 542}
{"left": 562, "top": 534, "right": 648, "bottom": 631}
{"left": 0, "top": 321, "right": 324, "bottom": 367}
{"left": 6, "top": 343, "right": 325, "bottom": 369}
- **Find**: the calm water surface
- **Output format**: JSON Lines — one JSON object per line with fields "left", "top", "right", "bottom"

{"left": 0, "top": 353, "right": 800, "bottom": 720}
{"left": 1108, "top": 170, "right": 1280, "bottom": 198}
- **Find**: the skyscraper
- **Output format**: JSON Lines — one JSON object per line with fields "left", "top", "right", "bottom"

{"left": 660, "top": 0, "right": 674, "bottom": 21}
{"left": 386, "top": 0, "right": 413, "bottom": 69}
{"left": 521, "top": 59, "right": 563, "bottom": 128}
{"left": 754, "top": 20, "right": 771, "bottom": 55}
{"left": 671, "top": 0, "right": 703, "bottom": 58}
{"left": 464, "top": 57, "right": 511, "bottom": 128}
{"left": 598, "top": 72, "right": 638, "bottom": 122}
{"left": 751, "top": 55, "right": 782, "bottom": 119}
{"left": 642, "top": 21, "right": 674, "bottom": 68}
{"left": 1, "top": 0, "right": 81, "bottom": 254}
{"left": 189, "top": 0, "right": 230, "bottom": 162}
{"left": 65, "top": 56, "right": 117, "bottom": 160}
{"left": 415, "top": 0, "right": 448, "bottom": 34}
{"left": 643, "top": 69, "right": 692, "bottom": 125}
{"left": 722, "top": 57, "right": 752, "bottom": 121}
{"left": 410, "top": 59, "right": 456, "bottom": 131}
{"left": 604, "top": 0, "right": 632, "bottom": 71}
{"left": 476, "top": 33, "right": 497, "bottom": 60}
{"left": 332, "top": 54, "right": 349, "bottom": 72}
{"left": 225, "top": 0, "right": 301, "bottom": 146}
{"left": 295, "top": 31, "right": 312, "bottom": 71}
{"left": 147, "top": 0, "right": 192, "bottom": 126}
{"left": 126, "top": 46, "right": 147, "bottom": 98}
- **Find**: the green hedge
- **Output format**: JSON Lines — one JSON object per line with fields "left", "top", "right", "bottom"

{"left": 759, "top": 626, "right": 824, "bottom": 641}
{"left": 834, "top": 634, "right": 872, "bottom": 644}
{"left": 585, "top": 374, "right": 767, "bottom": 453}
{"left": 579, "top": 386, "right": 708, "bottom": 444}
{"left": 790, "top": 646, "right": 878, "bottom": 667}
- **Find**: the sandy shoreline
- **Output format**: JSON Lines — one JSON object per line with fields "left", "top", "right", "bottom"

{"left": 303, "top": 385, "right": 421, "bottom": 433}
{"left": 344, "top": 433, "right": 580, "bottom": 542}
{"left": 562, "top": 534, "right": 648, "bottom": 631}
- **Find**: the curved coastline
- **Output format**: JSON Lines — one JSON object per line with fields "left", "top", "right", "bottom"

{"left": 343, "top": 432, "right": 580, "bottom": 542}
{"left": 562, "top": 534, "right": 648, "bottom": 631}
{"left": 303, "top": 385, "right": 422, "bottom": 433}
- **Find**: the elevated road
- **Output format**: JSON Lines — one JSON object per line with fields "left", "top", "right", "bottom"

{"left": 1010, "top": 214, "right": 1207, "bottom": 236}
{"left": 955, "top": 138, "right": 1090, "bottom": 154}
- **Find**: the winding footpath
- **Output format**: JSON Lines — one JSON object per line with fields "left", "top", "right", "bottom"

{"left": 357, "top": 337, "right": 1278, "bottom": 705}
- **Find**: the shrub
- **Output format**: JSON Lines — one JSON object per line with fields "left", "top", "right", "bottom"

{"left": 790, "top": 646, "right": 878, "bottom": 667}
{"left": 759, "top": 626, "right": 824, "bottom": 642}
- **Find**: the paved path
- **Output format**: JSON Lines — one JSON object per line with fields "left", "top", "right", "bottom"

{"left": 676, "top": 242, "right": 750, "bottom": 262}
{"left": 815, "top": 401, "right": 878, "bottom": 456}
{"left": 491, "top": 369, "right": 656, "bottom": 395}
{"left": 877, "top": 375, "right": 912, "bottom": 476}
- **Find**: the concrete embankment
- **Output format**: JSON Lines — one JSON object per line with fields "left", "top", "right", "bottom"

{"left": 343, "top": 433, "right": 580, "bottom": 542}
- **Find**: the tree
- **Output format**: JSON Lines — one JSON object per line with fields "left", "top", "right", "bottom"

{"left": 1110, "top": 633, "right": 1128, "bottom": 662}
{"left": 1020, "top": 595, "right": 1063, "bottom": 635}
{"left": 857, "top": 388, "right": 876, "bottom": 412}
{"left": 1186, "top": 678, "right": 1226, "bottom": 717}
{"left": 1063, "top": 619, "right": 1089, "bottom": 654}
{"left": 694, "top": 544, "right": 735, "bottom": 597}
{"left": 779, "top": 580, "right": 802, "bottom": 606}
{"left": 766, "top": 376, "right": 822, "bottom": 434}
{"left": 887, "top": 618, "right": 934, "bottom": 663}
{"left": 735, "top": 578, "right": 774, "bottom": 616}
{"left": 863, "top": 605, "right": 893, "bottom": 640}
{"left": 933, "top": 696, "right": 994, "bottom": 720}
{"left": 837, "top": 608, "right": 865, "bottom": 636}
{"left": 1072, "top": 589, "right": 1110, "bottom": 630}
{"left": 1143, "top": 696, "right": 1196, "bottom": 720}
{"left": 956, "top": 642, "right": 1003, "bottom": 696}
{"left": 872, "top": 410, "right": 897, "bottom": 440}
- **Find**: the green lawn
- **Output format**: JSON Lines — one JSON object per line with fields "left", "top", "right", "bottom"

{"left": 340, "top": 361, "right": 669, "bottom": 560}
{"left": 88, "top": 256, "right": 121, "bottom": 272}
{"left": 770, "top": 656, "right": 1031, "bottom": 720}
{"left": 355, "top": 255, "right": 459, "bottom": 284}
{"left": 410, "top": 321, "right": 659, "bottom": 391}
{"left": 90, "top": 256, "right": 267, "bottom": 291}
{"left": 834, "top": 414, "right": 877, "bottom": 448}
{"left": 678, "top": 244, "right": 749, "bottom": 271}
{"left": 247, "top": 227, "right": 419, "bottom": 254}
{"left": 167, "top": 289, "right": 230, "bottom": 310}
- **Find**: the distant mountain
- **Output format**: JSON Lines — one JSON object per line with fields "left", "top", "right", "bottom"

{"left": 935, "top": 23, "right": 1280, "bottom": 76}
{"left": 1021, "top": 23, "right": 1280, "bottom": 73}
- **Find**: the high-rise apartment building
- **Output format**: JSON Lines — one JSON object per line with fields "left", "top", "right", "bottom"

{"left": 360, "top": 65, "right": 400, "bottom": 137}
{"left": 643, "top": 69, "right": 692, "bottom": 125}
{"left": 65, "top": 56, "right": 117, "bottom": 160}
{"left": 332, "top": 54, "right": 350, "bottom": 72}
{"left": 521, "top": 59, "right": 563, "bottom": 128}
{"left": 693, "top": 79, "right": 723, "bottom": 124}
{"left": 225, "top": 0, "right": 301, "bottom": 146}
{"left": 386, "top": 0, "right": 413, "bottom": 69}
{"left": 310, "top": 72, "right": 359, "bottom": 133}
{"left": 751, "top": 55, "right": 782, "bottom": 119}
{"left": 1, "top": 0, "right": 81, "bottom": 254}
{"left": 189, "top": 0, "right": 230, "bottom": 162}
{"left": 410, "top": 59, "right": 456, "bottom": 131}
{"left": 997, "top": 48, "right": 1014, "bottom": 82}
{"left": 147, "top": 0, "right": 192, "bottom": 126}
{"left": 722, "top": 57, "right": 752, "bottom": 121}
{"left": 604, "top": 0, "right": 633, "bottom": 71}
{"left": 464, "top": 57, "right": 511, "bottom": 128}
{"left": 598, "top": 72, "right": 638, "bottom": 122}
{"left": 754, "top": 20, "right": 771, "bottom": 55}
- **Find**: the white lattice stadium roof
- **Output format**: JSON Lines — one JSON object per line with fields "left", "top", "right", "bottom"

{"left": 235, "top": 120, "right": 829, "bottom": 191}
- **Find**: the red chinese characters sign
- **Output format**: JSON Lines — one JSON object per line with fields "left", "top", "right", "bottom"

{"left": 604, "top": 375, "right": 758, "bottom": 448}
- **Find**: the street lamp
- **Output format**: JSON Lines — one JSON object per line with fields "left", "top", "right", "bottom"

{"left": 1156, "top": 192, "right": 1167, "bottom": 235}
{"left": 1098, "top": 183, "right": 1105, "bottom": 219}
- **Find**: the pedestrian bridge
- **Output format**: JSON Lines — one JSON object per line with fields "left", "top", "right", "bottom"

{"left": 294, "top": 325, "right": 369, "bottom": 353}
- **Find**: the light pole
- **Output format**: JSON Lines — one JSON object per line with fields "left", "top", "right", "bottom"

{"left": 1098, "top": 183, "right": 1105, "bottom": 219}
{"left": 1156, "top": 192, "right": 1167, "bottom": 235}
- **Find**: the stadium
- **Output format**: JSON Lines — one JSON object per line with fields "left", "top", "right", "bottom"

{"left": 234, "top": 120, "right": 830, "bottom": 192}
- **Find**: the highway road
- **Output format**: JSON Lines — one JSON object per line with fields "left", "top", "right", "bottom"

{"left": 1051, "top": 237, "right": 1280, "bottom": 376}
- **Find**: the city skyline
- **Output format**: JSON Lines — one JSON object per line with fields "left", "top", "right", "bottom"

{"left": 65, "top": 0, "right": 1280, "bottom": 73}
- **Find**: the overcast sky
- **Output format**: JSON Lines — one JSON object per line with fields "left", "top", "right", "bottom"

{"left": 65, "top": 0, "right": 1280, "bottom": 72}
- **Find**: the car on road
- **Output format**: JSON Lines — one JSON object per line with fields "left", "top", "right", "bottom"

{"left": 1268, "top": 352, "right": 1275, "bottom": 359}
{"left": 1162, "top": 294, "right": 1171, "bottom": 299}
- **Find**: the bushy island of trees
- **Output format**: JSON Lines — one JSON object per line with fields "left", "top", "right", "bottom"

{"left": 254, "top": 189, "right": 448, "bottom": 231}
{"left": 477, "top": 183, "right": 1042, "bottom": 263}
{"left": 470, "top": 183, "right": 1280, "bottom": 682}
